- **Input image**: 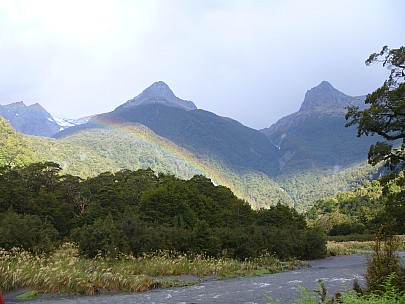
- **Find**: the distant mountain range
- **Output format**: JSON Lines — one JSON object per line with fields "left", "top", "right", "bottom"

{"left": 0, "top": 81, "right": 381, "bottom": 209}
{"left": 0, "top": 101, "right": 89, "bottom": 137}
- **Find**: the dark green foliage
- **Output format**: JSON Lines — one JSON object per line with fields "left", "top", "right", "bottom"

{"left": 0, "top": 209, "right": 58, "bottom": 253}
{"left": 139, "top": 182, "right": 197, "bottom": 228}
{"left": 0, "top": 163, "right": 326, "bottom": 260}
{"left": 71, "top": 214, "right": 129, "bottom": 258}
{"left": 365, "top": 234, "right": 405, "bottom": 292}
{"left": 191, "top": 220, "right": 221, "bottom": 256}
{"left": 329, "top": 222, "right": 365, "bottom": 236}
{"left": 257, "top": 204, "right": 306, "bottom": 229}
{"left": 346, "top": 45, "right": 405, "bottom": 169}
{"left": 301, "top": 228, "right": 327, "bottom": 259}
{"left": 378, "top": 171, "right": 405, "bottom": 235}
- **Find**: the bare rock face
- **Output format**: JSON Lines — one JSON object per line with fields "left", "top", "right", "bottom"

{"left": 117, "top": 81, "right": 197, "bottom": 111}
{"left": 299, "top": 81, "right": 354, "bottom": 112}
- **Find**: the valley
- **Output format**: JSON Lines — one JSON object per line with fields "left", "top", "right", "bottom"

{"left": 0, "top": 81, "right": 382, "bottom": 210}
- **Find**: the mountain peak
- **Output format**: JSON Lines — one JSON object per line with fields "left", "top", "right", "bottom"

{"left": 7, "top": 101, "right": 26, "bottom": 108}
{"left": 317, "top": 80, "right": 334, "bottom": 89}
{"left": 299, "top": 81, "right": 352, "bottom": 112}
{"left": 116, "top": 81, "right": 197, "bottom": 111}
{"left": 147, "top": 81, "right": 174, "bottom": 95}
{"left": 28, "top": 102, "right": 48, "bottom": 112}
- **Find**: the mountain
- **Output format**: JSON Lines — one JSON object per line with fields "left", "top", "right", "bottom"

{"left": 0, "top": 101, "right": 90, "bottom": 137}
{"left": 259, "top": 81, "right": 381, "bottom": 208}
{"left": 0, "top": 101, "right": 62, "bottom": 137}
{"left": 1, "top": 81, "right": 383, "bottom": 210}
{"left": 0, "top": 115, "right": 291, "bottom": 208}
{"left": 261, "top": 81, "right": 378, "bottom": 173}
{"left": 53, "top": 80, "right": 383, "bottom": 209}
{"left": 299, "top": 80, "right": 366, "bottom": 112}
{"left": 56, "top": 82, "right": 280, "bottom": 176}
{"left": 53, "top": 116, "right": 92, "bottom": 129}
{"left": 116, "top": 81, "right": 197, "bottom": 111}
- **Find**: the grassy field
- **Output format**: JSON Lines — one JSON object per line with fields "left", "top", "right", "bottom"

{"left": 0, "top": 243, "right": 303, "bottom": 296}
{"left": 327, "top": 235, "right": 405, "bottom": 256}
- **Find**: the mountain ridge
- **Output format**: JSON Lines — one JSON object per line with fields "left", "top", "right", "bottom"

{"left": 1, "top": 80, "right": 382, "bottom": 209}
{"left": 56, "top": 83, "right": 281, "bottom": 176}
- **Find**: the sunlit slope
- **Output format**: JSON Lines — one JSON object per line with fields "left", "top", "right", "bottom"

{"left": 59, "top": 122, "right": 294, "bottom": 208}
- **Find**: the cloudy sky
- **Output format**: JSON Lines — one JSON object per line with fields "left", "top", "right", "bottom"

{"left": 1, "top": 0, "right": 404, "bottom": 129}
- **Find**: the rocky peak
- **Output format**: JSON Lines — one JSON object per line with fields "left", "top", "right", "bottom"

{"left": 262, "top": 81, "right": 367, "bottom": 138}
{"left": 7, "top": 101, "right": 26, "bottom": 108}
{"left": 29, "top": 102, "right": 47, "bottom": 110}
{"left": 117, "top": 81, "right": 197, "bottom": 111}
{"left": 2, "top": 101, "right": 47, "bottom": 112}
{"left": 299, "top": 81, "right": 353, "bottom": 112}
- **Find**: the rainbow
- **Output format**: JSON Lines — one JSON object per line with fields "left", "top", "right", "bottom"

{"left": 78, "top": 117, "right": 249, "bottom": 201}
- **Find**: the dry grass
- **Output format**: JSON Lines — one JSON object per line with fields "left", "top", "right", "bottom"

{"left": 0, "top": 243, "right": 303, "bottom": 295}
{"left": 327, "top": 235, "right": 405, "bottom": 256}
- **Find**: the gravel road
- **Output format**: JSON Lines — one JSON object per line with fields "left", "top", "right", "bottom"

{"left": 5, "top": 252, "right": 405, "bottom": 304}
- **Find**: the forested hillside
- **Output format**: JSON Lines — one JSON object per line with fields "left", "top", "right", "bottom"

{"left": 0, "top": 116, "right": 41, "bottom": 166}
{"left": 0, "top": 116, "right": 292, "bottom": 208}
{"left": 57, "top": 103, "right": 280, "bottom": 176}
{"left": 276, "top": 162, "right": 379, "bottom": 210}
{"left": 307, "top": 169, "right": 405, "bottom": 238}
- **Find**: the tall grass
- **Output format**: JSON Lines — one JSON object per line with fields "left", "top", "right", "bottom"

{"left": 327, "top": 235, "right": 405, "bottom": 256}
{"left": 0, "top": 243, "right": 302, "bottom": 295}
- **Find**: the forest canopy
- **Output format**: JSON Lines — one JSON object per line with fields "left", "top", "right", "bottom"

{"left": 0, "top": 162, "right": 326, "bottom": 260}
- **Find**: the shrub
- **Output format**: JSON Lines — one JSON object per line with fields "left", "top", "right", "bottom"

{"left": 0, "top": 209, "right": 58, "bottom": 253}
{"left": 71, "top": 214, "right": 129, "bottom": 258}
{"left": 365, "top": 234, "right": 405, "bottom": 292}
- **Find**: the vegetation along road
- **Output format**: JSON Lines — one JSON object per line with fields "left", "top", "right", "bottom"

{"left": 9, "top": 252, "right": 405, "bottom": 304}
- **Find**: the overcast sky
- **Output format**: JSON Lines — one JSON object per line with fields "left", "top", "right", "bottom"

{"left": 1, "top": 0, "right": 404, "bottom": 129}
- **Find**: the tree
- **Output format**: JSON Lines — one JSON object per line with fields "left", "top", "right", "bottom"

{"left": 346, "top": 46, "right": 405, "bottom": 291}
{"left": 0, "top": 209, "right": 58, "bottom": 253}
{"left": 346, "top": 45, "right": 405, "bottom": 169}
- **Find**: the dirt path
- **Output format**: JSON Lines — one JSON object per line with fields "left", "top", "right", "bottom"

{"left": 5, "top": 252, "right": 405, "bottom": 304}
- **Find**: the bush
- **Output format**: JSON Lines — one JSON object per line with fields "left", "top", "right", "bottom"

{"left": 0, "top": 209, "right": 58, "bottom": 253}
{"left": 71, "top": 214, "right": 129, "bottom": 258}
{"left": 365, "top": 234, "right": 405, "bottom": 292}
{"left": 301, "top": 228, "right": 327, "bottom": 259}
